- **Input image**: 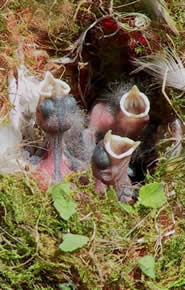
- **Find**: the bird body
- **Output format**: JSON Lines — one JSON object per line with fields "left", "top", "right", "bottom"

{"left": 36, "top": 72, "right": 96, "bottom": 183}
{"left": 92, "top": 130, "right": 140, "bottom": 203}
{"left": 89, "top": 83, "right": 150, "bottom": 140}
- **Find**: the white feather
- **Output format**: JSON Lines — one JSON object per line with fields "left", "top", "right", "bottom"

{"left": 8, "top": 64, "right": 40, "bottom": 136}
{"left": 132, "top": 50, "right": 185, "bottom": 91}
{"left": 0, "top": 125, "right": 26, "bottom": 173}
{"left": 0, "top": 65, "right": 41, "bottom": 173}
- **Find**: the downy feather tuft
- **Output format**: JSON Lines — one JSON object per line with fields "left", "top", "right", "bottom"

{"left": 132, "top": 50, "right": 185, "bottom": 91}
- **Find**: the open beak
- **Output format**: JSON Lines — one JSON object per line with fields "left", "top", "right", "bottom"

{"left": 117, "top": 85, "right": 150, "bottom": 138}
{"left": 104, "top": 129, "right": 140, "bottom": 160}
{"left": 39, "top": 71, "right": 71, "bottom": 99}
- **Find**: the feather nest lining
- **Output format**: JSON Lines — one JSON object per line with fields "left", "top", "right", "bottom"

{"left": 132, "top": 50, "right": 185, "bottom": 91}
{"left": 0, "top": 65, "right": 41, "bottom": 173}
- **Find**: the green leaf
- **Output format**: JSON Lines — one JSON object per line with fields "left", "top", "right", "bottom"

{"left": 138, "top": 255, "right": 155, "bottom": 279}
{"left": 119, "top": 203, "right": 136, "bottom": 214}
{"left": 51, "top": 182, "right": 76, "bottom": 221}
{"left": 139, "top": 182, "right": 166, "bottom": 209}
{"left": 59, "top": 233, "right": 89, "bottom": 252}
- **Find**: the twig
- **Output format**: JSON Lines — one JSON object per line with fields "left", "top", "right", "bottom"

{"left": 125, "top": 215, "right": 149, "bottom": 238}
{"left": 0, "top": 225, "right": 25, "bottom": 245}
{"left": 89, "top": 221, "right": 96, "bottom": 242}
{"left": 114, "top": 0, "right": 141, "bottom": 9}
{"left": 166, "top": 33, "right": 176, "bottom": 50}
{"left": 104, "top": 27, "right": 120, "bottom": 38}
{"left": 89, "top": 250, "right": 104, "bottom": 284}
{"left": 73, "top": 0, "right": 88, "bottom": 22}
{"left": 47, "top": 0, "right": 58, "bottom": 52}
{"left": 109, "top": 0, "right": 114, "bottom": 14}
{"left": 77, "top": 62, "right": 87, "bottom": 107}
{"left": 53, "top": 15, "right": 116, "bottom": 65}
{"left": 80, "top": 212, "right": 92, "bottom": 221}
{"left": 0, "top": 0, "right": 10, "bottom": 10}
{"left": 154, "top": 206, "right": 166, "bottom": 255}
{"left": 10, "top": 253, "right": 37, "bottom": 269}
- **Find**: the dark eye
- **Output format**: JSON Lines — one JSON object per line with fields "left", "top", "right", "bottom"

{"left": 39, "top": 98, "right": 55, "bottom": 118}
{"left": 92, "top": 141, "right": 111, "bottom": 170}
{"left": 63, "top": 96, "right": 77, "bottom": 113}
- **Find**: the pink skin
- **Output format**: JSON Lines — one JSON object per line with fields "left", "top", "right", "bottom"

{"left": 89, "top": 102, "right": 149, "bottom": 140}
{"left": 94, "top": 177, "right": 108, "bottom": 198}
{"left": 93, "top": 157, "right": 134, "bottom": 202}
{"left": 94, "top": 157, "right": 131, "bottom": 185}
{"left": 37, "top": 127, "right": 96, "bottom": 182}
{"left": 89, "top": 87, "right": 150, "bottom": 140}
{"left": 115, "top": 112, "right": 149, "bottom": 139}
{"left": 36, "top": 95, "right": 87, "bottom": 184}
{"left": 38, "top": 144, "right": 72, "bottom": 181}
{"left": 89, "top": 103, "right": 115, "bottom": 136}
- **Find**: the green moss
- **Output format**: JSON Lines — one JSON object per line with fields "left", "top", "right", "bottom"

{"left": 9, "top": 0, "right": 29, "bottom": 10}
{"left": 1, "top": 164, "right": 185, "bottom": 288}
{"left": 0, "top": 17, "right": 6, "bottom": 33}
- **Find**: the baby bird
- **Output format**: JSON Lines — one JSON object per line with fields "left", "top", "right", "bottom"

{"left": 92, "top": 130, "right": 140, "bottom": 203}
{"left": 89, "top": 82, "right": 150, "bottom": 140}
{"left": 36, "top": 72, "right": 95, "bottom": 183}
{"left": 36, "top": 94, "right": 78, "bottom": 183}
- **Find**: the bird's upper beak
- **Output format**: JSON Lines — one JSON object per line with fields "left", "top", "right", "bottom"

{"left": 104, "top": 130, "right": 140, "bottom": 160}
{"left": 120, "top": 85, "right": 150, "bottom": 119}
{"left": 39, "top": 71, "right": 71, "bottom": 100}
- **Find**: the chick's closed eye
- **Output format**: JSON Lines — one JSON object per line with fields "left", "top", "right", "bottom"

{"left": 39, "top": 98, "right": 55, "bottom": 119}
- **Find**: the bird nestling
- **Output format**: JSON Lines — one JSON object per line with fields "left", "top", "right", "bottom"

{"left": 36, "top": 72, "right": 95, "bottom": 184}
{"left": 89, "top": 83, "right": 150, "bottom": 140}
{"left": 92, "top": 130, "right": 140, "bottom": 203}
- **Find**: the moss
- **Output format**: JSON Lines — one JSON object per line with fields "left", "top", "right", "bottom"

{"left": 0, "top": 18, "right": 6, "bottom": 33}
{"left": 1, "top": 156, "right": 185, "bottom": 288}
{"left": 9, "top": 0, "right": 30, "bottom": 10}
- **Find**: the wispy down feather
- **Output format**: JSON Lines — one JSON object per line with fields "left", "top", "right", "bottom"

{"left": 132, "top": 50, "right": 185, "bottom": 91}
{"left": 8, "top": 64, "right": 40, "bottom": 138}
{"left": 0, "top": 65, "right": 41, "bottom": 173}
{"left": 0, "top": 125, "right": 26, "bottom": 173}
{"left": 141, "top": 0, "right": 179, "bottom": 35}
